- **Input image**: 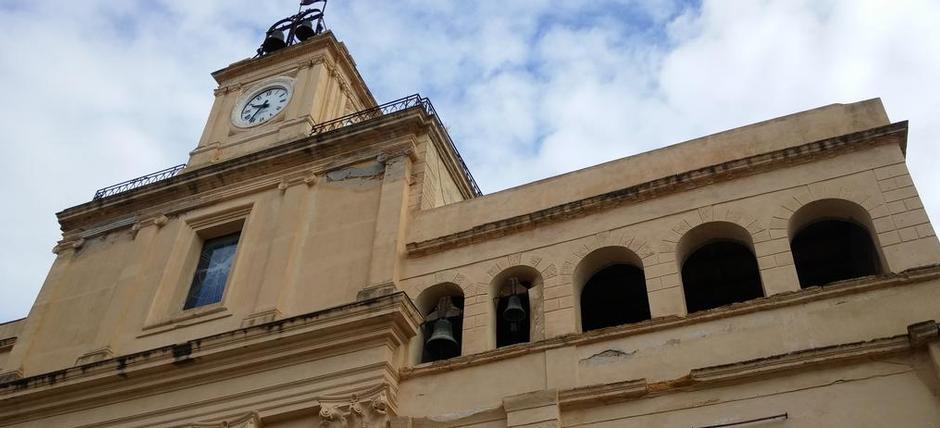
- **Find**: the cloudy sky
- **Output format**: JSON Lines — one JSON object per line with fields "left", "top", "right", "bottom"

{"left": 0, "top": 0, "right": 938, "bottom": 321}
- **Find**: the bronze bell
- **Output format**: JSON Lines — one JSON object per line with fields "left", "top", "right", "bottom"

{"left": 425, "top": 318, "right": 459, "bottom": 358}
{"left": 295, "top": 20, "right": 317, "bottom": 41}
{"left": 503, "top": 294, "right": 526, "bottom": 322}
{"left": 261, "top": 31, "right": 287, "bottom": 53}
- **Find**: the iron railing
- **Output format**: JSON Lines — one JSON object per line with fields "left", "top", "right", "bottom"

{"left": 91, "top": 94, "right": 482, "bottom": 200}
{"left": 310, "top": 94, "right": 482, "bottom": 196}
{"left": 92, "top": 164, "right": 186, "bottom": 200}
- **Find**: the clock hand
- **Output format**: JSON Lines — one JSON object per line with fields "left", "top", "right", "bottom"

{"left": 249, "top": 102, "right": 271, "bottom": 122}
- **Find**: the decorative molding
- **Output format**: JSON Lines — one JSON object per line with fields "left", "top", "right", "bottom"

{"left": 0, "top": 336, "right": 15, "bottom": 352}
{"left": 559, "top": 378, "right": 648, "bottom": 409}
{"left": 688, "top": 334, "right": 911, "bottom": 384}
{"left": 240, "top": 308, "right": 283, "bottom": 328}
{"left": 0, "top": 369, "right": 22, "bottom": 384}
{"left": 1, "top": 292, "right": 420, "bottom": 399}
{"left": 313, "top": 387, "right": 390, "bottom": 428}
{"left": 185, "top": 203, "right": 253, "bottom": 231}
{"left": 75, "top": 347, "right": 114, "bottom": 365}
{"left": 187, "top": 411, "right": 262, "bottom": 428}
{"left": 406, "top": 122, "right": 908, "bottom": 257}
{"left": 58, "top": 113, "right": 431, "bottom": 234}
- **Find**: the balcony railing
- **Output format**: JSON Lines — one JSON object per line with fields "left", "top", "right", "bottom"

{"left": 92, "top": 94, "right": 481, "bottom": 200}
{"left": 93, "top": 164, "right": 186, "bottom": 200}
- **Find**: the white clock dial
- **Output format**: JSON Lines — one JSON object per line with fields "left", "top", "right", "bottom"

{"left": 233, "top": 84, "right": 291, "bottom": 127}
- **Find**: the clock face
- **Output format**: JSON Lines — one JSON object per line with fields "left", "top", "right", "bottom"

{"left": 234, "top": 85, "right": 291, "bottom": 127}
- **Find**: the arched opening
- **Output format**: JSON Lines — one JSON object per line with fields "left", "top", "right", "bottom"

{"left": 679, "top": 222, "right": 764, "bottom": 313}
{"left": 491, "top": 266, "right": 542, "bottom": 349}
{"left": 415, "top": 283, "right": 464, "bottom": 363}
{"left": 495, "top": 277, "right": 531, "bottom": 347}
{"left": 575, "top": 246, "right": 650, "bottom": 332}
{"left": 789, "top": 199, "right": 883, "bottom": 288}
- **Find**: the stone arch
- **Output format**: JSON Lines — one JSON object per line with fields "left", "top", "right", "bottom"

{"left": 560, "top": 230, "right": 656, "bottom": 333}
{"left": 414, "top": 283, "right": 465, "bottom": 363}
{"left": 647, "top": 207, "right": 767, "bottom": 317}
{"left": 768, "top": 187, "right": 895, "bottom": 273}
{"left": 482, "top": 253, "right": 555, "bottom": 349}
{"left": 407, "top": 271, "right": 473, "bottom": 364}
{"left": 676, "top": 221, "right": 764, "bottom": 313}
{"left": 787, "top": 198, "right": 885, "bottom": 287}
{"left": 769, "top": 187, "right": 885, "bottom": 242}
{"left": 574, "top": 246, "right": 650, "bottom": 332}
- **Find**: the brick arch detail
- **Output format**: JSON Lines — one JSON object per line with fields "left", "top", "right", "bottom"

{"left": 768, "top": 186, "right": 885, "bottom": 236}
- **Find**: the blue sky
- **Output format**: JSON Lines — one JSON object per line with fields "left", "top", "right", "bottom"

{"left": 1, "top": 0, "right": 939, "bottom": 321}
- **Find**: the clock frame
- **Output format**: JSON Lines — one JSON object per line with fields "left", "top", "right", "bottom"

{"left": 230, "top": 77, "right": 295, "bottom": 128}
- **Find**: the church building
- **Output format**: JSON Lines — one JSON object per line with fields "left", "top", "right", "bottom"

{"left": 2, "top": 4, "right": 940, "bottom": 427}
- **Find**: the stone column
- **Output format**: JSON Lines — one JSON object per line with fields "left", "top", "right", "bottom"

{"left": 361, "top": 151, "right": 413, "bottom": 300}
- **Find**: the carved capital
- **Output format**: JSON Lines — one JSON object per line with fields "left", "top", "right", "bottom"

{"left": 186, "top": 411, "right": 263, "bottom": 428}
{"left": 314, "top": 388, "right": 391, "bottom": 428}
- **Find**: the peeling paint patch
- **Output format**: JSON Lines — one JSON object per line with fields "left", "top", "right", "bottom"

{"left": 580, "top": 349, "right": 636, "bottom": 366}
{"left": 326, "top": 162, "right": 384, "bottom": 181}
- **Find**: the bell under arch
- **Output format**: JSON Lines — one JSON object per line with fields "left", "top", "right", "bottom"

{"left": 414, "top": 283, "right": 464, "bottom": 363}
{"left": 490, "top": 266, "right": 543, "bottom": 349}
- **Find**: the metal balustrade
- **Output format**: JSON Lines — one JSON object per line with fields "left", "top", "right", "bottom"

{"left": 92, "top": 94, "right": 481, "bottom": 200}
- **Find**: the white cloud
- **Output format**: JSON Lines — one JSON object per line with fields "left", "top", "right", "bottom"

{"left": 1, "top": 0, "right": 938, "bottom": 321}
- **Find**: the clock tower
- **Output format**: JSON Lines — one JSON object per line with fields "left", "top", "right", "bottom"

{"left": 187, "top": 27, "right": 377, "bottom": 169}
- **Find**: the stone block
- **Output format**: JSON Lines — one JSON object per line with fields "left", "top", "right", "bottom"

{"left": 899, "top": 226, "right": 919, "bottom": 242}
{"left": 917, "top": 223, "right": 936, "bottom": 238}
{"left": 754, "top": 238, "right": 789, "bottom": 257}
{"left": 893, "top": 208, "right": 929, "bottom": 229}
{"left": 774, "top": 251, "right": 795, "bottom": 267}
{"left": 886, "top": 200, "right": 907, "bottom": 215}
{"left": 648, "top": 286, "right": 685, "bottom": 318}
{"left": 761, "top": 265, "right": 801, "bottom": 295}
{"left": 757, "top": 255, "right": 777, "bottom": 270}
{"left": 883, "top": 186, "right": 918, "bottom": 203}
{"left": 878, "top": 230, "right": 901, "bottom": 246}
{"left": 645, "top": 261, "right": 678, "bottom": 278}
{"left": 872, "top": 216, "right": 897, "bottom": 233}
{"left": 904, "top": 197, "right": 924, "bottom": 210}
{"left": 874, "top": 163, "right": 908, "bottom": 180}
{"left": 543, "top": 285, "right": 571, "bottom": 300}
{"left": 545, "top": 307, "right": 577, "bottom": 338}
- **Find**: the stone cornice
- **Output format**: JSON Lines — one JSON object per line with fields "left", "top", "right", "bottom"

{"left": 0, "top": 293, "right": 421, "bottom": 425}
{"left": 397, "top": 318, "right": 934, "bottom": 426}
{"left": 57, "top": 107, "right": 442, "bottom": 233}
{"left": 399, "top": 263, "right": 939, "bottom": 380}
{"left": 552, "top": 327, "right": 925, "bottom": 410}
{"left": 406, "top": 121, "right": 908, "bottom": 257}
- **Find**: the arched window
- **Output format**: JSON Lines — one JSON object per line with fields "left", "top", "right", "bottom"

{"left": 679, "top": 222, "right": 764, "bottom": 313}
{"left": 495, "top": 277, "right": 531, "bottom": 348}
{"left": 789, "top": 199, "right": 882, "bottom": 288}
{"left": 415, "top": 284, "right": 464, "bottom": 363}
{"left": 575, "top": 247, "right": 650, "bottom": 332}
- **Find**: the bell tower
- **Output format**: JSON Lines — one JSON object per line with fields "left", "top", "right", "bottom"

{"left": 188, "top": 0, "right": 377, "bottom": 169}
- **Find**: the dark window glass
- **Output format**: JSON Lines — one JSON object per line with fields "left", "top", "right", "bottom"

{"left": 791, "top": 220, "right": 881, "bottom": 288}
{"left": 183, "top": 232, "right": 241, "bottom": 309}
{"left": 682, "top": 241, "right": 764, "bottom": 313}
{"left": 581, "top": 264, "right": 650, "bottom": 332}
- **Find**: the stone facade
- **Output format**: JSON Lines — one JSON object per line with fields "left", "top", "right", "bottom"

{"left": 1, "top": 31, "right": 939, "bottom": 427}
